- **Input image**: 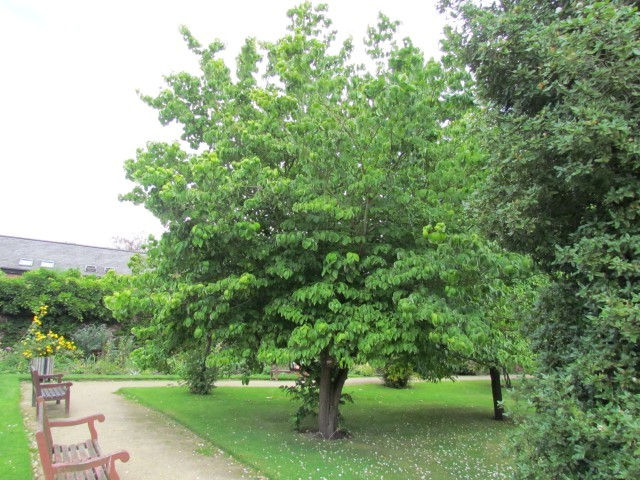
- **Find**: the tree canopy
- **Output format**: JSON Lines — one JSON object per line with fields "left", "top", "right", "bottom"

{"left": 440, "top": 0, "right": 640, "bottom": 477}
{"left": 115, "top": 2, "right": 531, "bottom": 438}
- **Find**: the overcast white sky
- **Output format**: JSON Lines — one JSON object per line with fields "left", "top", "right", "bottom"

{"left": 0, "top": 0, "right": 447, "bottom": 248}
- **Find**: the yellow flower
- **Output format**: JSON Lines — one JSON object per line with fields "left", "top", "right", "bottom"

{"left": 19, "top": 306, "right": 77, "bottom": 358}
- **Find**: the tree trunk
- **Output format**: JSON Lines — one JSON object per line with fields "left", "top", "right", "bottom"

{"left": 489, "top": 366, "right": 504, "bottom": 421}
{"left": 502, "top": 367, "right": 512, "bottom": 389}
{"left": 317, "top": 348, "right": 348, "bottom": 439}
{"left": 201, "top": 335, "right": 213, "bottom": 379}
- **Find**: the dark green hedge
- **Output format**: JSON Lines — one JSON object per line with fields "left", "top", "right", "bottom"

{"left": 0, "top": 269, "right": 128, "bottom": 344}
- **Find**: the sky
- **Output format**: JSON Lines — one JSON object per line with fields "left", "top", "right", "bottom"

{"left": 0, "top": 0, "right": 448, "bottom": 248}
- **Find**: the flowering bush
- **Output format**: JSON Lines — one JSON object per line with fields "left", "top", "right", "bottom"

{"left": 20, "top": 306, "right": 77, "bottom": 358}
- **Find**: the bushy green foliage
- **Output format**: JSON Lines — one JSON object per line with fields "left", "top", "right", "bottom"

{"left": 441, "top": 1, "right": 640, "bottom": 477}
{"left": 350, "top": 363, "right": 378, "bottom": 377}
{"left": 0, "top": 347, "right": 28, "bottom": 374}
{"left": 281, "top": 372, "right": 321, "bottom": 431}
{"left": 0, "top": 325, "right": 140, "bottom": 376}
{"left": 176, "top": 347, "right": 220, "bottom": 395}
{"left": 102, "top": 335, "right": 137, "bottom": 367}
{"left": 73, "top": 323, "right": 114, "bottom": 356}
{"left": 28, "top": 335, "right": 140, "bottom": 375}
{"left": 0, "top": 269, "right": 126, "bottom": 343}
{"left": 382, "top": 359, "right": 414, "bottom": 389}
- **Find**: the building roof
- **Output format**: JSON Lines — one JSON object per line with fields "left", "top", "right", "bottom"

{"left": 0, "top": 235, "right": 139, "bottom": 276}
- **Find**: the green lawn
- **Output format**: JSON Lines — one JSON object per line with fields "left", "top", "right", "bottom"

{"left": 121, "top": 380, "right": 516, "bottom": 479}
{"left": 0, "top": 375, "right": 33, "bottom": 480}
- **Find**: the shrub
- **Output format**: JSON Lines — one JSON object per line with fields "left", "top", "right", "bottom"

{"left": 175, "top": 348, "right": 219, "bottom": 394}
{"left": 382, "top": 361, "right": 413, "bottom": 389}
{"left": 102, "top": 336, "right": 136, "bottom": 367}
{"left": 282, "top": 372, "right": 320, "bottom": 431}
{"left": 351, "top": 363, "right": 378, "bottom": 377}
{"left": 73, "top": 324, "right": 113, "bottom": 356}
{"left": 0, "top": 313, "right": 28, "bottom": 345}
{"left": 0, "top": 347, "right": 28, "bottom": 374}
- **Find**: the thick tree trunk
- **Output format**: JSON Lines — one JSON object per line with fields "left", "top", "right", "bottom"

{"left": 317, "top": 348, "right": 348, "bottom": 439}
{"left": 489, "top": 366, "right": 504, "bottom": 421}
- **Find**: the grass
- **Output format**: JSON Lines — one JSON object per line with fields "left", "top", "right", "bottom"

{"left": 0, "top": 375, "right": 33, "bottom": 480}
{"left": 121, "top": 380, "right": 516, "bottom": 480}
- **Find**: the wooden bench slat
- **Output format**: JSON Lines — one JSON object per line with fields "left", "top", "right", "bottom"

{"left": 54, "top": 440, "right": 99, "bottom": 465}
{"left": 43, "top": 386, "right": 66, "bottom": 397}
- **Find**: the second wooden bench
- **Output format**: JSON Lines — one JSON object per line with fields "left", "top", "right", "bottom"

{"left": 31, "top": 366, "right": 73, "bottom": 417}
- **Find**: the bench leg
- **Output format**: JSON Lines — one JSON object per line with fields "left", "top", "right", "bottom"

{"left": 65, "top": 392, "right": 70, "bottom": 416}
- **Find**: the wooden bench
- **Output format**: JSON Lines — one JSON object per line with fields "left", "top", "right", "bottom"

{"left": 30, "top": 369, "right": 66, "bottom": 406}
{"left": 31, "top": 366, "right": 73, "bottom": 417}
{"left": 35, "top": 396, "right": 130, "bottom": 480}
{"left": 270, "top": 364, "right": 300, "bottom": 380}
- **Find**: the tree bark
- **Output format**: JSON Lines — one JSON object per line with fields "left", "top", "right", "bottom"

{"left": 489, "top": 366, "right": 504, "bottom": 421}
{"left": 317, "top": 348, "right": 348, "bottom": 439}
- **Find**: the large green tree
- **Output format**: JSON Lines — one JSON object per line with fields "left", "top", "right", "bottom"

{"left": 115, "top": 3, "right": 527, "bottom": 438}
{"left": 440, "top": 0, "right": 640, "bottom": 477}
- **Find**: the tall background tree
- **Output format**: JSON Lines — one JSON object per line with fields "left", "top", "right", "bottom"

{"left": 111, "top": 234, "right": 149, "bottom": 252}
{"left": 440, "top": 1, "right": 640, "bottom": 477}
{"left": 113, "top": 2, "right": 531, "bottom": 438}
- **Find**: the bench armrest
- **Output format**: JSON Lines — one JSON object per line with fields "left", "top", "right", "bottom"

{"left": 39, "top": 381, "right": 73, "bottom": 389}
{"left": 52, "top": 450, "right": 130, "bottom": 479}
{"left": 49, "top": 413, "right": 105, "bottom": 441}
